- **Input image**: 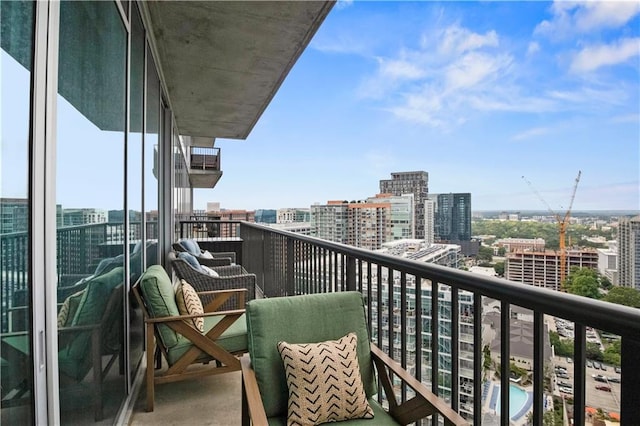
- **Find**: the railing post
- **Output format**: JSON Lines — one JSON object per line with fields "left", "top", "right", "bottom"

{"left": 500, "top": 300, "right": 510, "bottom": 423}
{"left": 533, "top": 311, "right": 545, "bottom": 426}
{"left": 573, "top": 324, "right": 586, "bottom": 426}
{"left": 346, "top": 255, "right": 356, "bottom": 291}
{"left": 621, "top": 337, "right": 640, "bottom": 424}
{"left": 473, "top": 292, "right": 482, "bottom": 425}
{"left": 286, "top": 238, "right": 295, "bottom": 296}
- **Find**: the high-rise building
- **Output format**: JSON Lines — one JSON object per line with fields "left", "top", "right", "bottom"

{"left": 255, "top": 209, "right": 277, "bottom": 223}
{"left": 310, "top": 194, "right": 414, "bottom": 250}
{"left": 1, "top": 198, "right": 29, "bottom": 233}
{"left": 618, "top": 215, "right": 640, "bottom": 290}
{"left": 310, "top": 201, "right": 350, "bottom": 245}
{"left": 597, "top": 247, "right": 618, "bottom": 285}
{"left": 61, "top": 208, "right": 108, "bottom": 226}
{"left": 505, "top": 249, "right": 599, "bottom": 291}
{"left": 424, "top": 198, "right": 436, "bottom": 245}
{"left": 428, "top": 192, "right": 472, "bottom": 243}
{"left": 367, "top": 194, "right": 414, "bottom": 240}
{"left": 277, "top": 208, "right": 310, "bottom": 224}
{"left": 380, "top": 171, "right": 428, "bottom": 239}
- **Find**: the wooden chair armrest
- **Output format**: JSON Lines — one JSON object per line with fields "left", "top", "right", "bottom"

{"left": 370, "top": 344, "right": 469, "bottom": 426}
{"left": 196, "top": 288, "right": 248, "bottom": 297}
{"left": 145, "top": 308, "right": 245, "bottom": 324}
{"left": 241, "top": 354, "right": 269, "bottom": 426}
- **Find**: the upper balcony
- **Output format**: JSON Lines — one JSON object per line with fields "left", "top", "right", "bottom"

{"left": 188, "top": 146, "right": 222, "bottom": 188}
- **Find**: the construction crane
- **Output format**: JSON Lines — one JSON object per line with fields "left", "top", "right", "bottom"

{"left": 522, "top": 171, "right": 581, "bottom": 286}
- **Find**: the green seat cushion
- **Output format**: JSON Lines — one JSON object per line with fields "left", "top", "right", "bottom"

{"left": 140, "top": 265, "right": 181, "bottom": 349}
{"left": 265, "top": 398, "right": 398, "bottom": 426}
{"left": 67, "top": 267, "right": 124, "bottom": 360}
{"left": 245, "top": 291, "right": 375, "bottom": 418}
{"left": 166, "top": 313, "right": 247, "bottom": 365}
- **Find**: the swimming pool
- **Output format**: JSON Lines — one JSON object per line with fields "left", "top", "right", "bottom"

{"left": 494, "top": 384, "right": 532, "bottom": 420}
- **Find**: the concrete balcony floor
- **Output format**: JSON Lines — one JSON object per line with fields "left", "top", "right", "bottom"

{"left": 128, "top": 369, "right": 242, "bottom": 426}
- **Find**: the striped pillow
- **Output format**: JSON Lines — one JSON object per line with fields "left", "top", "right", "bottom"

{"left": 176, "top": 280, "right": 204, "bottom": 332}
{"left": 277, "top": 332, "right": 374, "bottom": 426}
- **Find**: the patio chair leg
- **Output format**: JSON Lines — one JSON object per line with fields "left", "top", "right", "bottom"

{"left": 155, "top": 345, "right": 162, "bottom": 370}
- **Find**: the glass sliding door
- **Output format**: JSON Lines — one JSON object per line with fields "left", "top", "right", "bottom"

{"left": 0, "top": 1, "right": 35, "bottom": 423}
{"left": 145, "top": 46, "right": 160, "bottom": 267}
{"left": 56, "top": 1, "right": 127, "bottom": 422}
{"left": 128, "top": 1, "right": 145, "bottom": 382}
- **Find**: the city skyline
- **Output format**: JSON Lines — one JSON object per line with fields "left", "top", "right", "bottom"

{"left": 196, "top": 1, "right": 639, "bottom": 212}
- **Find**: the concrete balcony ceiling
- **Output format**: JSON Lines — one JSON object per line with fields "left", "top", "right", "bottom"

{"left": 145, "top": 1, "right": 334, "bottom": 141}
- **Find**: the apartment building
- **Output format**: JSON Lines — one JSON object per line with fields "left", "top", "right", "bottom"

{"left": 380, "top": 171, "right": 428, "bottom": 239}
{"left": 597, "top": 247, "right": 618, "bottom": 286}
{"left": 311, "top": 194, "right": 413, "bottom": 250}
{"left": 310, "top": 201, "right": 350, "bottom": 245}
{"left": 618, "top": 215, "right": 640, "bottom": 290}
{"left": 496, "top": 237, "right": 546, "bottom": 253}
{"left": 505, "top": 249, "right": 599, "bottom": 291}
{"left": 277, "top": 208, "right": 311, "bottom": 224}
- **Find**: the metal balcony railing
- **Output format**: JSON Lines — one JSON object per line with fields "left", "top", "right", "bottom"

{"left": 189, "top": 146, "right": 220, "bottom": 171}
{"left": 1, "top": 221, "right": 158, "bottom": 332}
{"left": 235, "top": 221, "right": 640, "bottom": 425}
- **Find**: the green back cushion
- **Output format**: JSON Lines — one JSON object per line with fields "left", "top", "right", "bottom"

{"left": 246, "top": 291, "right": 375, "bottom": 418}
{"left": 139, "top": 265, "right": 181, "bottom": 348}
{"left": 67, "top": 266, "right": 124, "bottom": 360}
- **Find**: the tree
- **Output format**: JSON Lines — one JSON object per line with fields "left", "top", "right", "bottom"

{"left": 600, "top": 276, "right": 613, "bottom": 290}
{"left": 563, "top": 268, "right": 600, "bottom": 299}
{"left": 497, "top": 247, "right": 507, "bottom": 256}
{"left": 549, "top": 331, "right": 574, "bottom": 357}
{"left": 603, "top": 340, "right": 621, "bottom": 366}
{"left": 494, "top": 261, "right": 505, "bottom": 277}
{"left": 585, "top": 342, "right": 603, "bottom": 362}
{"left": 603, "top": 286, "right": 640, "bottom": 308}
{"left": 477, "top": 245, "right": 493, "bottom": 263}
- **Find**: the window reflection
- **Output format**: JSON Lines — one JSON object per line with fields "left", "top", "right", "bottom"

{"left": 145, "top": 46, "right": 160, "bottom": 267}
{"left": 56, "top": 1, "right": 126, "bottom": 422}
{"left": 1, "top": 1, "right": 35, "bottom": 423}
{"left": 128, "top": 2, "right": 145, "bottom": 382}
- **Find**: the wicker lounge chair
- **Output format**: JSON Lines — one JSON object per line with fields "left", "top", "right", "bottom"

{"left": 173, "top": 239, "right": 236, "bottom": 266}
{"left": 169, "top": 251, "right": 256, "bottom": 306}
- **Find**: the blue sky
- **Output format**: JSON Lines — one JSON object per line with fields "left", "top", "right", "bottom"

{"left": 200, "top": 0, "right": 640, "bottom": 212}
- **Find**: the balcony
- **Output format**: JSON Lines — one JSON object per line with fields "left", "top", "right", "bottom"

{"left": 129, "top": 221, "right": 640, "bottom": 425}
{"left": 3, "top": 221, "right": 639, "bottom": 425}
{"left": 189, "top": 146, "right": 222, "bottom": 188}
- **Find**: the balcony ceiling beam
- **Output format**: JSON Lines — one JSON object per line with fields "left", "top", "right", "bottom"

{"left": 145, "top": 1, "right": 334, "bottom": 140}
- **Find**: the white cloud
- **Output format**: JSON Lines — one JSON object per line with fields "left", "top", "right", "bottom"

{"left": 445, "top": 52, "right": 511, "bottom": 92}
{"left": 535, "top": 1, "right": 640, "bottom": 37}
{"left": 610, "top": 113, "right": 640, "bottom": 124}
{"left": 570, "top": 37, "right": 640, "bottom": 73}
{"left": 335, "top": 0, "right": 354, "bottom": 11}
{"left": 527, "top": 42, "right": 540, "bottom": 56}
{"left": 438, "top": 25, "right": 499, "bottom": 55}
{"left": 379, "top": 58, "right": 425, "bottom": 80}
{"left": 511, "top": 127, "right": 552, "bottom": 141}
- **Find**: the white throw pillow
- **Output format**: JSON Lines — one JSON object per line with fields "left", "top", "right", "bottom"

{"left": 200, "top": 250, "right": 214, "bottom": 259}
{"left": 200, "top": 265, "right": 219, "bottom": 277}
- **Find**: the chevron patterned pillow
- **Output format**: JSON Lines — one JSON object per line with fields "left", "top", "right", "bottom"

{"left": 277, "top": 332, "right": 374, "bottom": 426}
{"left": 176, "top": 280, "right": 204, "bottom": 332}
